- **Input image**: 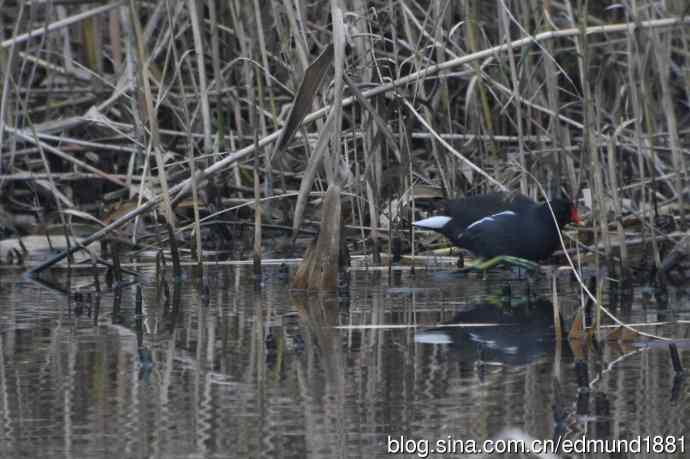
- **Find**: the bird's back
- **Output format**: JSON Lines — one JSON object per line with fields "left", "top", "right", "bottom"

{"left": 443, "top": 192, "right": 534, "bottom": 229}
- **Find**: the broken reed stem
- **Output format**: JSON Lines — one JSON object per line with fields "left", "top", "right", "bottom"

{"left": 292, "top": 184, "right": 342, "bottom": 290}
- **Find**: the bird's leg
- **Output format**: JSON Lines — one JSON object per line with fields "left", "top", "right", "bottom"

{"left": 462, "top": 255, "right": 540, "bottom": 273}
{"left": 503, "top": 256, "right": 540, "bottom": 271}
{"left": 456, "top": 252, "right": 464, "bottom": 269}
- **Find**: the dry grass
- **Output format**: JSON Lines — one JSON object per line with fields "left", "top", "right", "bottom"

{"left": 0, "top": 1, "right": 687, "bottom": 284}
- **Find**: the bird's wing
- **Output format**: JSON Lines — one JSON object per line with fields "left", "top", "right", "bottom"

{"left": 458, "top": 212, "right": 524, "bottom": 258}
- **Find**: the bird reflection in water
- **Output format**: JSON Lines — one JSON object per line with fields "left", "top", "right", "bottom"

{"left": 415, "top": 295, "right": 567, "bottom": 367}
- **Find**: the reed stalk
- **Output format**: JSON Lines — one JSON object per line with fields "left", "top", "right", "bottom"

{"left": 128, "top": 0, "right": 175, "bottom": 226}
{"left": 1, "top": 1, "right": 683, "bottom": 293}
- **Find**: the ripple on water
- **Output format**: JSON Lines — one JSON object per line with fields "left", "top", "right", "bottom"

{"left": 0, "top": 266, "right": 689, "bottom": 458}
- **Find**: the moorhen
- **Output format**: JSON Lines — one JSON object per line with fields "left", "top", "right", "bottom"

{"left": 414, "top": 193, "right": 581, "bottom": 270}
{"left": 442, "top": 192, "right": 535, "bottom": 229}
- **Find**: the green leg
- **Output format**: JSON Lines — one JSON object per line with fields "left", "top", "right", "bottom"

{"left": 461, "top": 255, "right": 540, "bottom": 273}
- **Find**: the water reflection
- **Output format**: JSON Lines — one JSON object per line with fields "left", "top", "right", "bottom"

{"left": 415, "top": 296, "right": 563, "bottom": 366}
{"left": 0, "top": 266, "right": 688, "bottom": 458}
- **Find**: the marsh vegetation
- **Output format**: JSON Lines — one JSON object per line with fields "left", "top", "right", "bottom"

{"left": 0, "top": 0, "right": 688, "bottom": 277}
{"left": 1, "top": 1, "right": 690, "bottom": 457}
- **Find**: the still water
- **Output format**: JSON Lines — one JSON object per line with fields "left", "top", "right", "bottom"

{"left": 0, "top": 264, "right": 689, "bottom": 458}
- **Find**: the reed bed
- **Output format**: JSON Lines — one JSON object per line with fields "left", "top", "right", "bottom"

{"left": 0, "top": 0, "right": 688, "bottom": 286}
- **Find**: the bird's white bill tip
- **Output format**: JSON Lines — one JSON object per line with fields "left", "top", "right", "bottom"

{"left": 415, "top": 331, "right": 452, "bottom": 344}
{"left": 414, "top": 216, "right": 451, "bottom": 229}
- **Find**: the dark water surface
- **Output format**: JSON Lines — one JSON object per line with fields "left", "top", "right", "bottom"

{"left": 1, "top": 264, "right": 690, "bottom": 458}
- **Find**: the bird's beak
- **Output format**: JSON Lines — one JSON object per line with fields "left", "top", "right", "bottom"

{"left": 414, "top": 216, "right": 451, "bottom": 230}
{"left": 415, "top": 331, "right": 452, "bottom": 344}
{"left": 570, "top": 207, "right": 583, "bottom": 226}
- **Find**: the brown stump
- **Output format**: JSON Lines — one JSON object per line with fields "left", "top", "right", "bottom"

{"left": 293, "top": 184, "right": 342, "bottom": 290}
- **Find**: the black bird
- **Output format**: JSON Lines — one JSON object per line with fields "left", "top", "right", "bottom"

{"left": 442, "top": 192, "right": 536, "bottom": 229}
{"left": 414, "top": 193, "right": 581, "bottom": 268}
{"left": 415, "top": 192, "right": 536, "bottom": 241}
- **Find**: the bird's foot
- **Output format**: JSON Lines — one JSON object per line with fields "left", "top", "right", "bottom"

{"left": 460, "top": 255, "right": 540, "bottom": 273}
